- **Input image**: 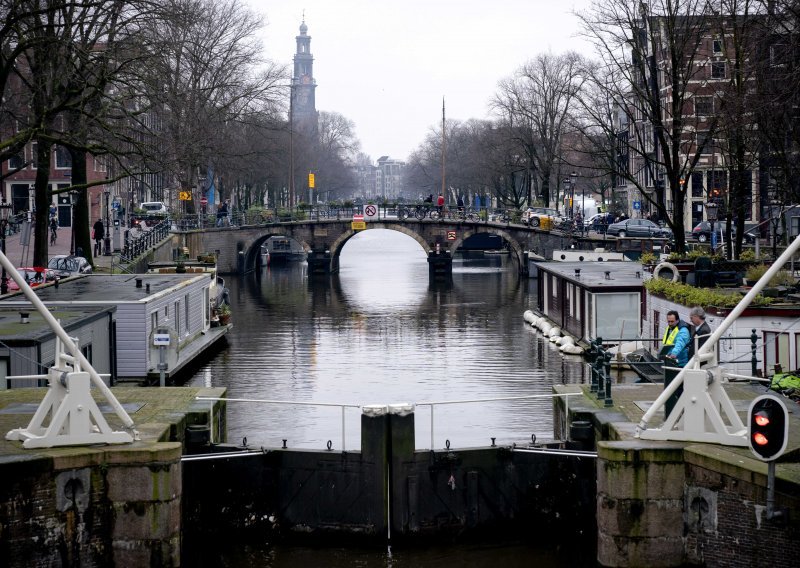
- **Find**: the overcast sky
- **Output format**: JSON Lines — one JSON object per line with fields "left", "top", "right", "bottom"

{"left": 248, "top": 1, "right": 594, "bottom": 162}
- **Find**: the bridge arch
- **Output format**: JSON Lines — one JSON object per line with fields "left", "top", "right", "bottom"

{"left": 448, "top": 227, "right": 526, "bottom": 273}
{"left": 328, "top": 224, "right": 430, "bottom": 272}
{"left": 243, "top": 232, "right": 313, "bottom": 272}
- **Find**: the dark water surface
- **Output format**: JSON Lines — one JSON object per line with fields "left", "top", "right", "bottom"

{"left": 185, "top": 229, "right": 591, "bottom": 565}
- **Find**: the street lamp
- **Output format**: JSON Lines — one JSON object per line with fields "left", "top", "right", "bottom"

{"left": 69, "top": 190, "right": 78, "bottom": 255}
{"left": 0, "top": 200, "right": 12, "bottom": 294}
{"left": 570, "top": 171, "right": 580, "bottom": 233}
{"left": 103, "top": 187, "right": 111, "bottom": 255}
{"left": 563, "top": 177, "right": 572, "bottom": 218}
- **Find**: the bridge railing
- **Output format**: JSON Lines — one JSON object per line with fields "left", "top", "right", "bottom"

{"left": 119, "top": 219, "right": 171, "bottom": 262}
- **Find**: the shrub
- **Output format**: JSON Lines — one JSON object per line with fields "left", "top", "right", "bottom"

{"left": 645, "top": 278, "right": 773, "bottom": 307}
{"left": 640, "top": 252, "right": 657, "bottom": 265}
{"left": 739, "top": 248, "right": 756, "bottom": 260}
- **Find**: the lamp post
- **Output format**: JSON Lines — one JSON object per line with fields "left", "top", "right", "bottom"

{"left": 0, "top": 200, "right": 12, "bottom": 294}
{"left": 571, "top": 171, "right": 580, "bottom": 234}
{"left": 69, "top": 190, "right": 78, "bottom": 255}
{"left": 103, "top": 188, "right": 111, "bottom": 255}
{"left": 563, "top": 177, "right": 572, "bottom": 218}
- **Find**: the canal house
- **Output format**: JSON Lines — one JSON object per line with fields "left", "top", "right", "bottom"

{"left": 0, "top": 273, "right": 227, "bottom": 381}
{"left": 534, "top": 261, "right": 644, "bottom": 342}
{"left": 0, "top": 306, "right": 115, "bottom": 389}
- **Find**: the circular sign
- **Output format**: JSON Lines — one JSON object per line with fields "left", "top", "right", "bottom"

{"left": 364, "top": 204, "right": 377, "bottom": 217}
{"left": 200, "top": 196, "right": 208, "bottom": 205}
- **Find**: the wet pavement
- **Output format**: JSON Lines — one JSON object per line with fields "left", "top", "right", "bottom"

{"left": 2, "top": 225, "right": 114, "bottom": 272}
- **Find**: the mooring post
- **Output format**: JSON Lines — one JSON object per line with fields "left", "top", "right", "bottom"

{"left": 388, "top": 404, "right": 416, "bottom": 535}
{"left": 604, "top": 352, "right": 614, "bottom": 407}
{"left": 361, "top": 406, "right": 389, "bottom": 538}
{"left": 751, "top": 329, "right": 759, "bottom": 379}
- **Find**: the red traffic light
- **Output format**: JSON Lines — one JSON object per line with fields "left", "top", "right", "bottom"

{"left": 748, "top": 395, "right": 788, "bottom": 461}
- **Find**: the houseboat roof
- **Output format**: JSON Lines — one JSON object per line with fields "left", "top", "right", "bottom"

{"left": 0, "top": 274, "right": 208, "bottom": 305}
{"left": 0, "top": 305, "right": 115, "bottom": 342}
{"left": 536, "top": 261, "right": 644, "bottom": 289}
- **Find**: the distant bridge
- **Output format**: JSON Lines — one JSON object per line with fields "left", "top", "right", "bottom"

{"left": 175, "top": 218, "right": 576, "bottom": 277}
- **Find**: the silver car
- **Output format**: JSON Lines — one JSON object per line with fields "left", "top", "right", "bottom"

{"left": 607, "top": 218, "right": 672, "bottom": 238}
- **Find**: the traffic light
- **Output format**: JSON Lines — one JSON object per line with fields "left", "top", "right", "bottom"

{"left": 748, "top": 395, "right": 789, "bottom": 461}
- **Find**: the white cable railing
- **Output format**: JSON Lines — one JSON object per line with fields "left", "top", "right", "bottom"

{"left": 196, "top": 392, "right": 586, "bottom": 452}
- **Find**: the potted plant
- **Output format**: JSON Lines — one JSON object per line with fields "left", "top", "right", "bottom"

{"left": 217, "top": 304, "right": 231, "bottom": 325}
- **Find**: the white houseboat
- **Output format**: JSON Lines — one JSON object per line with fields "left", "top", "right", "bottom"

{"left": 534, "top": 261, "right": 645, "bottom": 343}
{"left": 0, "top": 274, "right": 229, "bottom": 382}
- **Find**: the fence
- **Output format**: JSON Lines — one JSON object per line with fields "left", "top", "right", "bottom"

{"left": 119, "top": 219, "right": 171, "bottom": 263}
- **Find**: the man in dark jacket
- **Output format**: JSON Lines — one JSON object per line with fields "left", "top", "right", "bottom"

{"left": 93, "top": 219, "right": 105, "bottom": 256}
{"left": 689, "top": 306, "right": 712, "bottom": 360}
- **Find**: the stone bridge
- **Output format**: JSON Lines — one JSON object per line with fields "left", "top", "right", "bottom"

{"left": 176, "top": 219, "right": 572, "bottom": 277}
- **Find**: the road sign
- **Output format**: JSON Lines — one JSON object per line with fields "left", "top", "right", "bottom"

{"left": 178, "top": 191, "right": 192, "bottom": 201}
{"left": 308, "top": 173, "right": 315, "bottom": 188}
{"left": 633, "top": 201, "right": 641, "bottom": 210}
{"left": 447, "top": 231, "right": 456, "bottom": 241}
{"left": 153, "top": 333, "right": 171, "bottom": 346}
{"left": 200, "top": 196, "right": 208, "bottom": 206}
{"left": 364, "top": 204, "right": 377, "bottom": 218}
{"left": 111, "top": 200, "right": 120, "bottom": 210}
{"left": 352, "top": 214, "right": 365, "bottom": 231}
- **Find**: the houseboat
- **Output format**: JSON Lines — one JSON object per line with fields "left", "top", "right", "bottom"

{"left": 534, "top": 261, "right": 645, "bottom": 343}
{"left": 0, "top": 274, "right": 229, "bottom": 382}
{"left": 266, "top": 236, "right": 307, "bottom": 263}
{"left": 0, "top": 306, "right": 116, "bottom": 388}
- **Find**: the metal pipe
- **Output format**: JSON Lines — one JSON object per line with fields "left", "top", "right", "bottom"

{"left": 637, "top": 232, "right": 800, "bottom": 433}
{"left": 512, "top": 447, "right": 598, "bottom": 458}
{"left": 0, "top": 249, "right": 135, "bottom": 430}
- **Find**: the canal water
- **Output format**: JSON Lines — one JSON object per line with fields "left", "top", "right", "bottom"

{"left": 184, "top": 229, "right": 591, "bottom": 565}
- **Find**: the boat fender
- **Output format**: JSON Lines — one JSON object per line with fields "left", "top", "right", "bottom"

{"left": 560, "top": 343, "right": 585, "bottom": 354}
{"left": 653, "top": 261, "right": 679, "bottom": 282}
{"left": 540, "top": 322, "right": 553, "bottom": 334}
{"left": 557, "top": 336, "right": 575, "bottom": 346}
{"left": 523, "top": 310, "right": 535, "bottom": 324}
{"left": 548, "top": 327, "right": 561, "bottom": 338}
{"left": 532, "top": 316, "right": 543, "bottom": 328}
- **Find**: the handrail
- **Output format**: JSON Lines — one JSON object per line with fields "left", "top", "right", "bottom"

{"left": 197, "top": 393, "right": 584, "bottom": 452}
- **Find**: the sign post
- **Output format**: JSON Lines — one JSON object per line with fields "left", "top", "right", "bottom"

{"left": 352, "top": 214, "right": 366, "bottom": 231}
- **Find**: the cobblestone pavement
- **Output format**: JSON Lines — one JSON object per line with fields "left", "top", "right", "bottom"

{"left": 2, "top": 226, "right": 114, "bottom": 272}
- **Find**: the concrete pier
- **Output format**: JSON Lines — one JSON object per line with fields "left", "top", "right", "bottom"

{"left": 427, "top": 250, "right": 452, "bottom": 281}
{"left": 0, "top": 386, "right": 225, "bottom": 567}
{"left": 554, "top": 382, "right": 800, "bottom": 567}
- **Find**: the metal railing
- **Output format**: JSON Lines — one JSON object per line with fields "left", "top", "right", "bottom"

{"left": 196, "top": 396, "right": 362, "bottom": 451}
{"left": 197, "top": 392, "right": 584, "bottom": 452}
{"left": 119, "top": 218, "right": 171, "bottom": 262}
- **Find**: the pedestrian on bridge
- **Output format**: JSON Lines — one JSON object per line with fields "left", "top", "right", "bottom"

{"left": 216, "top": 200, "right": 229, "bottom": 227}
{"left": 436, "top": 193, "right": 444, "bottom": 215}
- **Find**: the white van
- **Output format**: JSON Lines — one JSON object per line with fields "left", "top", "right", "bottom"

{"left": 140, "top": 202, "right": 169, "bottom": 216}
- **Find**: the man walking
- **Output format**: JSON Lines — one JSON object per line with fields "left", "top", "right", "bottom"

{"left": 93, "top": 219, "right": 105, "bottom": 257}
{"left": 689, "top": 306, "right": 712, "bottom": 360}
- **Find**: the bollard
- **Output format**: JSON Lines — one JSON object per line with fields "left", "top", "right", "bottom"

{"left": 604, "top": 352, "right": 614, "bottom": 407}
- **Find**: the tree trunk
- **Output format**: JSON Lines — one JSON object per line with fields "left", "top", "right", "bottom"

{"left": 33, "top": 135, "right": 52, "bottom": 267}
{"left": 69, "top": 147, "right": 92, "bottom": 262}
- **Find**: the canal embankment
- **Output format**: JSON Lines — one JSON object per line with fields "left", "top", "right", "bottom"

{"left": 0, "top": 386, "right": 225, "bottom": 567}
{"left": 554, "top": 382, "right": 800, "bottom": 567}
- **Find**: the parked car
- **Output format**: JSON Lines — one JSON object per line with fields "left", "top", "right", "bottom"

{"left": 523, "top": 207, "right": 564, "bottom": 227}
{"left": 6, "top": 267, "right": 64, "bottom": 291}
{"left": 607, "top": 218, "right": 672, "bottom": 238}
{"left": 691, "top": 221, "right": 756, "bottom": 244}
{"left": 140, "top": 201, "right": 169, "bottom": 216}
{"left": 584, "top": 213, "right": 609, "bottom": 231}
{"left": 47, "top": 255, "right": 93, "bottom": 276}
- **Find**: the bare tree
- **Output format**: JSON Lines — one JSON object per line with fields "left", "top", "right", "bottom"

{"left": 577, "top": 0, "right": 717, "bottom": 253}
{"left": 491, "top": 52, "right": 586, "bottom": 211}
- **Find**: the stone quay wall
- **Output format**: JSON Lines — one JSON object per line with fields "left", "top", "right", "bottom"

{"left": 0, "top": 443, "right": 182, "bottom": 567}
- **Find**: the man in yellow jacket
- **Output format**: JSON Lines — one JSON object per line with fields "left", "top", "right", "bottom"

{"left": 662, "top": 310, "right": 691, "bottom": 367}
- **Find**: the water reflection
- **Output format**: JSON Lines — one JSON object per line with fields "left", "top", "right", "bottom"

{"left": 187, "top": 229, "right": 586, "bottom": 451}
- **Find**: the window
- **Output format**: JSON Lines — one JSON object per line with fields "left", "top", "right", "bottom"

{"left": 54, "top": 145, "right": 72, "bottom": 169}
{"left": 0, "top": 358, "right": 8, "bottom": 390}
{"left": 765, "top": 332, "right": 790, "bottom": 374}
{"left": 696, "top": 131, "right": 713, "bottom": 152}
{"left": 712, "top": 39, "right": 723, "bottom": 54}
{"left": 151, "top": 311, "right": 158, "bottom": 329}
{"left": 81, "top": 344, "right": 93, "bottom": 365}
{"left": 694, "top": 96, "right": 713, "bottom": 117}
{"left": 184, "top": 294, "right": 190, "bottom": 334}
{"left": 594, "top": 292, "right": 640, "bottom": 340}
{"left": 7, "top": 151, "right": 24, "bottom": 170}
{"left": 770, "top": 44, "right": 788, "bottom": 66}
{"left": 691, "top": 172, "right": 704, "bottom": 198}
{"left": 174, "top": 301, "right": 181, "bottom": 336}
{"left": 711, "top": 62, "right": 726, "bottom": 79}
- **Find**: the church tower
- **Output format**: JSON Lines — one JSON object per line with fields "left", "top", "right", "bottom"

{"left": 291, "top": 19, "right": 317, "bottom": 130}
